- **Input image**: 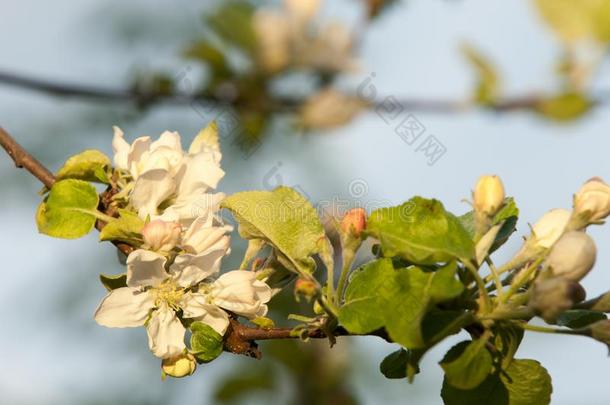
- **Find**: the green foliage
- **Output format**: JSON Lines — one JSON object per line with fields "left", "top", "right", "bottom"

{"left": 462, "top": 44, "right": 499, "bottom": 105}
{"left": 367, "top": 197, "right": 475, "bottom": 265}
{"left": 441, "top": 359, "right": 552, "bottom": 405}
{"left": 99, "top": 209, "right": 144, "bottom": 245}
{"left": 535, "top": 0, "right": 610, "bottom": 43}
{"left": 460, "top": 197, "right": 519, "bottom": 252}
{"left": 183, "top": 42, "right": 230, "bottom": 78}
{"left": 440, "top": 340, "right": 493, "bottom": 390}
{"left": 214, "top": 367, "right": 276, "bottom": 403}
{"left": 379, "top": 349, "right": 409, "bottom": 379}
{"left": 56, "top": 149, "right": 111, "bottom": 183}
{"left": 205, "top": 1, "right": 257, "bottom": 53}
{"left": 557, "top": 309, "right": 607, "bottom": 329}
{"left": 99, "top": 273, "right": 127, "bottom": 291}
{"left": 36, "top": 179, "right": 99, "bottom": 239}
{"left": 190, "top": 322, "right": 224, "bottom": 363}
{"left": 535, "top": 93, "right": 592, "bottom": 122}
{"left": 221, "top": 186, "right": 328, "bottom": 275}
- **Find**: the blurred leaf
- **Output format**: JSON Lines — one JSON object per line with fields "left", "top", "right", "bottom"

{"left": 493, "top": 323, "right": 524, "bottom": 369}
{"left": 300, "top": 89, "right": 366, "bottom": 130}
{"left": 557, "top": 309, "right": 607, "bottom": 329}
{"left": 37, "top": 179, "right": 99, "bottom": 239}
{"left": 99, "top": 209, "right": 144, "bottom": 245}
{"left": 190, "top": 322, "right": 223, "bottom": 363}
{"left": 99, "top": 273, "right": 127, "bottom": 291}
{"left": 221, "top": 186, "right": 327, "bottom": 275}
{"left": 441, "top": 359, "right": 552, "bottom": 405}
{"left": 367, "top": 197, "right": 475, "bottom": 265}
{"left": 379, "top": 348, "right": 409, "bottom": 379}
{"left": 206, "top": 2, "right": 257, "bottom": 53}
{"left": 462, "top": 44, "right": 499, "bottom": 105}
{"left": 535, "top": 92, "right": 592, "bottom": 122}
{"left": 440, "top": 340, "right": 493, "bottom": 390}
{"left": 534, "top": 0, "right": 610, "bottom": 43}
{"left": 56, "top": 149, "right": 111, "bottom": 183}
{"left": 214, "top": 367, "right": 275, "bottom": 403}
{"left": 183, "top": 41, "right": 230, "bottom": 77}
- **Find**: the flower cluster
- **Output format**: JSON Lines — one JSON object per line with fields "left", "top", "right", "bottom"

{"left": 95, "top": 126, "right": 272, "bottom": 377}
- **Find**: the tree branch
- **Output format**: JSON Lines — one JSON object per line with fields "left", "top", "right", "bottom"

{"left": 0, "top": 127, "right": 132, "bottom": 256}
{"left": 0, "top": 69, "right": 588, "bottom": 113}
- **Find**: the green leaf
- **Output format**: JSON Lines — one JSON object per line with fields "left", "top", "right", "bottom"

{"left": 441, "top": 359, "right": 552, "bottom": 405}
{"left": 459, "top": 197, "right": 518, "bottom": 253}
{"left": 56, "top": 149, "right": 111, "bottom": 183}
{"left": 557, "top": 309, "right": 607, "bottom": 329}
{"left": 494, "top": 323, "right": 524, "bottom": 369}
{"left": 379, "top": 349, "right": 409, "bottom": 379}
{"left": 339, "top": 259, "right": 395, "bottom": 334}
{"left": 190, "top": 322, "right": 223, "bottom": 363}
{"left": 461, "top": 44, "right": 499, "bottom": 105}
{"left": 183, "top": 42, "right": 229, "bottom": 77}
{"left": 534, "top": 0, "right": 610, "bottom": 43}
{"left": 99, "top": 273, "right": 127, "bottom": 291}
{"left": 99, "top": 209, "right": 145, "bottom": 244}
{"left": 189, "top": 121, "right": 220, "bottom": 155}
{"left": 535, "top": 92, "right": 591, "bottom": 122}
{"left": 440, "top": 340, "right": 493, "bottom": 390}
{"left": 221, "top": 187, "right": 327, "bottom": 275}
{"left": 36, "top": 179, "right": 99, "bottom": 239}
{"left": 367, "top": 197, "right": 475, "bottom": 265}
{"left": 385, "top": 262, "right": 465, "bottom": 348}
{"left": 206, "top": 2, "right": 256, "bottom": 53}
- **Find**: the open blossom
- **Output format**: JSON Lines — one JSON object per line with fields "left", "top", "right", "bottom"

{"left": 112, "top": 126, "right": 225, "bottom": 225}
{"left": 94, "top": 249, "right": 271, "bottom": 359}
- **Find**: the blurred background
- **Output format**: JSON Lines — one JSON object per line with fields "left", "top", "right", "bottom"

{"left": 1, "top": 0, "right": 609, "bottom": 404}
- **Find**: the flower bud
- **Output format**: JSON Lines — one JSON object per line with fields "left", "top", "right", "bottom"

{"left": 531, "top": 208, "right": 571, "bottom": 249}
{"left": 284, "top": 0, "right": 320, "bottom": 21}
{"left": 294, "top": 278, "right": 318, "bottom": 302}
{"left": 142, "top": 220, "right": 182, "bottom": 252}
{"left": 573, "top": 177, "right": 610, "bottom": 224}
{"left": 529, "top": 277, "right": 586, "bottom": 323}
{"left": 161, "top": 353, "right": 196, "bottom": 379}
{"left": 546, "top": 231, "right": 597, "bottom": 282}
{"left": 473, "top": 175, "right": 505, "bottom": 216}
{"left": 340, "top": 208, "right": 367, "bottom": 237}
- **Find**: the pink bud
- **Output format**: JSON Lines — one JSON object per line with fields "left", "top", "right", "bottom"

{"left": 142, "top": 220, "right": 181, "bottom": 252}
{"left": 340, "top": 208, "right": 367, "bottom": 237}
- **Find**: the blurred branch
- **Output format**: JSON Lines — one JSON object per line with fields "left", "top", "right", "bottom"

{"left": 0, "top": 127, "right": 133, "bottom": 256}
{"left": 0, "top": 69, "right": 593, "bottom": 114}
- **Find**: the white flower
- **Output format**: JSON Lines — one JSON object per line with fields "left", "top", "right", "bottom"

{"left": 531, "top": 208, "right": 572, "bottom": 249}
{"left": 546, "top": 231, "right": 597, "bottom": 281}
{"left": 94, "top": 249, "right": 271, "bottom": 359}
{"left": 112, "top": 126, "right": 225, "bottom": 225}
{"left": 573, "top": 177, "right": 610, "bottom": 223}
{"left": 142, "top": 220, "right": 182, "bottom": 252}
{"left": 181, "top": 213, "right": 233, "bottom": 255}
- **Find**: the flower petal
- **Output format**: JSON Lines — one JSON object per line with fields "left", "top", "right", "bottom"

{"left": 126, "top": 249, "right": 169, "bottom": 288}
{"left": 131, "top": 169, "right": 176, "bottom": 219}
{"left": 151, "top": 130, "right": 182, "bottom": 152}
{"left": 112, "top": 126, "right": 130, "bottom": 170}
{"left": 181, "top": 293, "right": 230, "bottom": 335}
{"left": 182, "top": 215, "right": 232, "bottom": 254}
{"left": 127, "top": 136, "right": 152, "bottom": 179}
{"left": 158, "top": 191, "right": 225, "bottom": 226}
{"left": 94, "top": 287, "right": 154, "bottom": 328}
{"left": 211, "top": 271, "right": 272, "bottom": 318}
{"left": 175, "top": 153, "right": 225, "bottom": 197}
{"left": 146, "top": 304, "right": 186, "bottom": 359}
{"left": 170, "top": 248, "right": 227, "bottom": 288}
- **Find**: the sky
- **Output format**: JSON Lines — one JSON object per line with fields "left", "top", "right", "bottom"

{"left": 0, "top": 0, "right": 609, "bottom": 404}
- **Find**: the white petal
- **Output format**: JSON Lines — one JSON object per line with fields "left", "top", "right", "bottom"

{"left": 151, "top": 130, "right": 182, "bottom": 152}
{"left": 175, "top": 153, "right": 225, "bottom": 197}
{"left": 112, "top": 126, "right": 130, "bottom": 170}
{"left": 127, "top": 136, "right": 152, "bottom": 179}
{"left": 212, "top": 271, "right": 272, "bottom": 318}
{"left": 146, "top": 304, "right": 186, "bottom": 359}
{"left": 158, "top": 191, "right": 225, "bottom": 226}
{"left": 182, "top": 216, "right": 232, "bottom": 254}
{"left": 170, "top": 248, "right": 227, "bottom": 288}
{"left": 94, "top": 287, "right": 154, "bottom": 328}
{"left": 131, "top": 169, "right": 176, "bottom": 219}
{"left": 126, "top": 249, "right": 169, "bottom": 288}
{"left": 181, "top": 293, "right": 230, "bottom": 335}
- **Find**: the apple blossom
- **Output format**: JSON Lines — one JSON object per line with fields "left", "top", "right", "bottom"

{"left": 473, "top": 175, "right": 505, "bottom": 216}
{"left": 531, "top": 208, "right": 572, "bottom": 249}
{"left": 142, "top": 220, "right": 182, "bottom": 252}
{"left": 573, "top": 177, "right": 610, "bottom": 224}
{"left": 161, "top": 353, "right": 197, "bottom": 379}
{"left": 546, "top": 231, "right": 597, "bottom": 282}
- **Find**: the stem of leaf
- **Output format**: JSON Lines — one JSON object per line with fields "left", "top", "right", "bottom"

{"left": 516, "top": 322, "right": 586, "bottom": 336}
{"left": 336, "top": 248, "right": 356, "bottom": 305}
{"left": 464, "top": 260, "right": 492, "bottom": 314}
{"left": 485, "top": 257, "right": 503, "bottom": 300}
{"left": 500, "top": 257, "right": 543, "bottom": 304}
{"left": 73, "top": 208, "right": 116, "bottom": 224}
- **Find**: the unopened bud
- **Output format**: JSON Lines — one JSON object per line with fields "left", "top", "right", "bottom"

{"left": 473, "top": 175, "right": 505, "bottom": 216}
{"left": 161, "top": 353, "right": 196, "bottom": 379}
{"left": 294, "top": 278, "right": 318, "bottom": 301}
{"left": 573, "top": 177, "right": 610, "bottom": 225}
{"left": 531, "top": 208, "right": 571, "bottom": 249}
{"left": 529, "top": 277, "right": 586, "bottom": 323}
{"left": 340, "top": 208, "right": 367, "bottom": 237}
{"left": 142, "top": 220, "right": 182, "bottom": 252}
{"left": 546, "top": 231, "right": 597, "bottom": 282}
